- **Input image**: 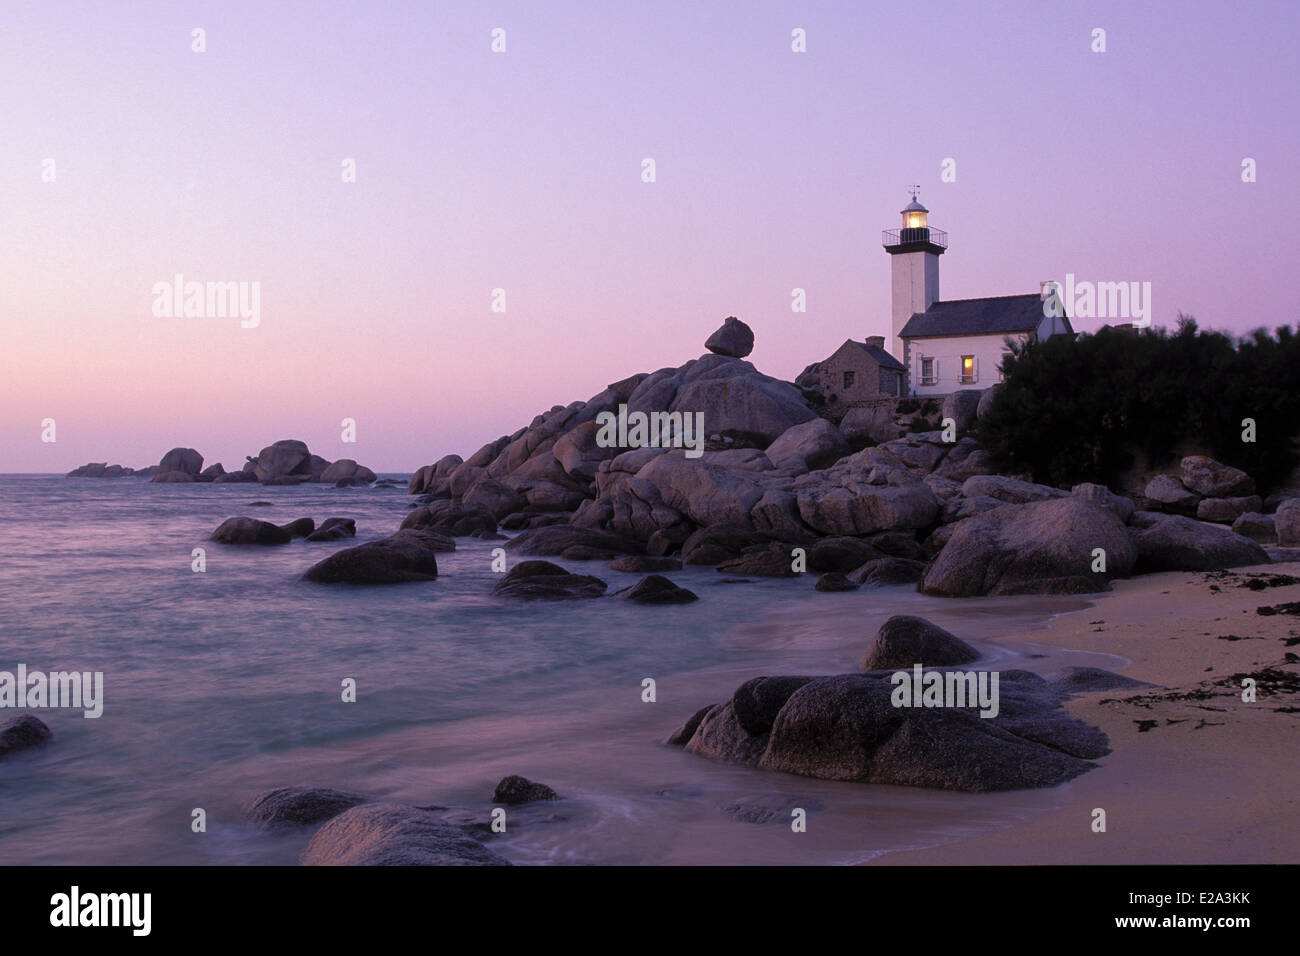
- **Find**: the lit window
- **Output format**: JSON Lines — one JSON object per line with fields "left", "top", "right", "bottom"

{"left": 919, "top": 357, "right": 935, "bottom": 386}
{"left": 843, "top": 370, "right": 855, "bottom": 389}
{"left": 961, "top": 356, "right": 976, "bottom": 384}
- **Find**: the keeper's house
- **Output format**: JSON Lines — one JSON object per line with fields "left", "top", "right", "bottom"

{"left": 816, "top": 336, "right": 906, "bottom": 409}
{"left": 883, "top": 193, "right": 1074, "bottom": 397}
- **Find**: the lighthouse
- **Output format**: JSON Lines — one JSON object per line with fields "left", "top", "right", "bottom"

{"left": 883, "top": 190, "right": 947, "bottom": 361}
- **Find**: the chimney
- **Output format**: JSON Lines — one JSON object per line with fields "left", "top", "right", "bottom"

{"left": 865, "top": 335, "right": 885, "bottom": 349}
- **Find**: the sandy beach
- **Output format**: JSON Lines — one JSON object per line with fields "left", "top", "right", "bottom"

{"left": 876, "top": 560, "right": 1300, "bottom": 865}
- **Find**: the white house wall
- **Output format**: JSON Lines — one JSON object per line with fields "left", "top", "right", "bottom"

{"left": 903, "top": 333, "right": 1030, "bottom": 397}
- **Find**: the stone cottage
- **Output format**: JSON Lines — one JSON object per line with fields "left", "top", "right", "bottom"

{"left": 817, "top": 336, "right": 906, "bottom": 409}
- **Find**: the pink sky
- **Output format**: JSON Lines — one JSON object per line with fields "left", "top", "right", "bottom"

{"left": 3, "top": 0, "right": 1297, "bottom": 472}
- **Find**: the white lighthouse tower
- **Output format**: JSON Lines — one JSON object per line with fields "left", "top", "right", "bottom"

{"left": 883, "top": 189, "right": 947, "bottom": 362}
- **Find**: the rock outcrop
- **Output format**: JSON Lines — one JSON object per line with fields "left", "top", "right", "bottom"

{"left": 156, "top": 447, "right": 204, "bottom": 478}
{"left": 320, "top": 459, "right": 378, "bottom": 485}
{"left": 672, "top": 670, "right": 1108, "bottom": 792}
{"left": 922, "top": 497, "right": 1136, "bottom": 596}
{"left": 66, "top": 462, "right": 135, "bottom": 478}
{"left": 1130, "top": 514, "right": 1270, "bottom": 573}
{"left": 389, "top": 319, "right": 1279, "bottom": 593}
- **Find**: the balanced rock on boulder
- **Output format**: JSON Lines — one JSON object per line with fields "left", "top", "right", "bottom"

{"left": 704, "top": 316, "right": 754, "bottom": 358}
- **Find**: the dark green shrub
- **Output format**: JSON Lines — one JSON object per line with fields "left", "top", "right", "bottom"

{"left": 976, "top": 319, "right": 1300, "bottom": 491}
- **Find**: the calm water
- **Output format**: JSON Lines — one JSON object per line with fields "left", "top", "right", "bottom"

{"left": 0, "top": 475, "right": 1123, "bottom": 865}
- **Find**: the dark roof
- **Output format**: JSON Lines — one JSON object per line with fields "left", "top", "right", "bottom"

{"left": 899, "top": 293, "right": 1071, "bottom": 339}
{"left": 844, "top": 340, "right": 905, "bottom": 371}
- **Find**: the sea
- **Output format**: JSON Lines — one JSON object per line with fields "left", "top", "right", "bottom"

{"left": 0, "top": 474, "right": 1128, "bottom": 865}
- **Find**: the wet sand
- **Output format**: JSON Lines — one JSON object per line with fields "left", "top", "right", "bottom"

{"left": 875, "top": 561, "right": 1300, "bottom": 865}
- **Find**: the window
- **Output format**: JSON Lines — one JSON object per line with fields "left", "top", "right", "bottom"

{"left": 960, "top": 355, "right": 976, "bottom": 384}
{"left": 919, "top": 357, "right": 935, "bottom": 386}
{"left": 843, "top": 370, "right": 855, "bottom": 389}
{"left": 998, "top": 350, "right": 1012, "bottom": 382}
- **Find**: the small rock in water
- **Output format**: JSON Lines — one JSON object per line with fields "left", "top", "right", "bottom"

{"left": 302, "top": 529, "right": 446, "bottom": 584}
{"left": 492, "top": 560, "right": 606, "bottom": 600}
{"left": 300, "top": 804, "right": 510, "bottom": 866}
{"left": 664, "top": 705, "right": 714, "bottom": 746}
{"left": 861, "top": 615, "right": 979, "bottom": 670}
{"left": 491, "top": 775, "right": 559, "bottom": 805}
{"left": 807, "top": 536, "right": 880, "bottom": 573}
{"left": 0, "top": 715, "right": 53, "bottom": 759}
{"left": 241, "top": 787, "right": 369, "bottom": 829}
{"left": 850, "top": 557, "right": 926, "bottom": 587}
{"left": 279, "top": 517, "right": 316, "bottom": 539}
{"left": 305, "top": 517, "right": 357, "bottom": 542}
{"left": 620, "top": 574, "right": 698, "bottom": 604}
{"left": 209, "top": 517, "right": 292, "bottom": 545}
{"left": 814, "top": 572, "right": 858, "bottom": 592}
{"left": 607, "top": 555, "right": 683, "bottom": 573}
{"left": 715, "top": 541, "right": 798, "bottom": 578}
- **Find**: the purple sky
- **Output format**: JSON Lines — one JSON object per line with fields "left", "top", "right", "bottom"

{"left": 3, "top": 0, "right": 1297, "bottom": 472}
